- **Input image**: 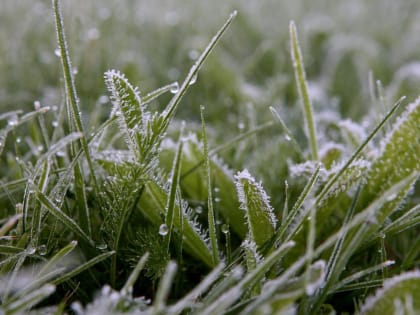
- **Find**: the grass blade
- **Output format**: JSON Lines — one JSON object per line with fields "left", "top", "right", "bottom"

{"left": 201, "top": 106, "right": 219, "bottom": 265}
{"left": 36, "top": 191, "right": 94, "bottom": 247}
{"left": 159, "top": 11, "right": 237, "bottom": 134}
{"left": 51, "top": 250, "right": 115, "bottom": 285}
{"left": 290, "top": 21, "right": 318, "bottom": 161}
{"left": 235, "top": 169, "right": 276, "bottom": 250}
{"left": 163, "top": 129, "right": 184, "bottom": 254}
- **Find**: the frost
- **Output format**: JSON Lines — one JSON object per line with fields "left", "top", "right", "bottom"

{"left": 235, "top": 169, "right": 276, "bottom": 248}
{"left": 305, "top": 260, "right": 326, "bottom": 295}
{"left": 339, "top": 119, "right": 367, "bottom": 147}
{"left": 235, "top": 169, "right": 276, "bottom": 228}
{"left": 360, "top": 270, "right": 420, "bottom": 315}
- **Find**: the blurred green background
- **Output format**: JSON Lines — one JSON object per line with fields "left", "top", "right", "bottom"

{"left": 2, "top": 0, "right": 420, "bottom": 122}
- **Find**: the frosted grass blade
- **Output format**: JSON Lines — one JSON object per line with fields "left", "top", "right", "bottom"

{"left": 290, "top": 21, "right": 318, "bottom": 161}
{"left": 163, "top": 130, "right": 184, "bottom": 254}
{"left": 36, "top": 191, "right": 94, "bottom": 247}
{"left": 51, "top": 250, "right": 115, "bottom": 285}
{"left": 159, "top": 11, "right": 237, "bottom": 134}
{"left": 235, "top": 169, "right": 276, "bottom": 250}
{"left": 201, "top": 106, "right": 219, "bottom": 264}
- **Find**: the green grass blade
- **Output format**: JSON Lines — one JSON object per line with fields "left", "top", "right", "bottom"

{"left": 201, "top": 106, "right": 219, "bottom": 265}
{"left": 316, "top": 96, "right": 405, "bottom": 204}
{"left": 52, "top": 0, "right": 99, "bottom": 191}
{"left": 4, "top": 284, "right": 55, "bottom": 315}
{"left": 163, "top": 130, "right": 184, "bottom": 254}
{"left": 36, "top": 191, "right": 94, "bottom": 247}
{"left": 169, "top": 263, "right": 225, "bottom": 315}
{"left": 141, "top": 81, "right": 180, "bottom": 105}
{"left": 151, "top": 261, "right": 177, "bottom": 315}
{"left": 38, "top": 240, "right": 78, "bottom": 276}
{"left": 159, "top": 11, "right": 237, "bottom": 134}
{"left": 51, "top": 250, "right": 115, "bottom": 285}
{"left": 121, "top": 252, "right": 149, "bottom": 296}
{"left": 359, "top": 96, "right": 420, "bottom": 211}
{"left": 104, "top": 69, "right": 143, "bottom": 157}
{"left": 138, "top": 181, "right": 213, "bottom": 267}
{"left": 235, "top": 169, "right": 276, "bottom": 250}
{"left": 290, "top": 21, "right": 318, "bottom": 161}
{"left": 331, "top": 260, "right": 395, "bottom": 293}
{"left": 271, "top": 164, "right": 320, "bottom": 248}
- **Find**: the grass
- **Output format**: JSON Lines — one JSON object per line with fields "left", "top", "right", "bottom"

{"left": 1, "top": 0, "right": 420, "bottom": 314}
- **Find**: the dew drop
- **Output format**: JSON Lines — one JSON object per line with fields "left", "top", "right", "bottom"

{"left": 221, "top": 224, "right": 229, "bottom": 234}
{"left": 170, "top": 82, "right": 179, "bottom": 94}
{"left": 96, "top": 242, "right": 108, "bottom": 250}
{"left": 34, "top": 100, "right": 41, "bottom": 110}
{"left": 195, "top": 206, "right": 203, "bottom": 214}
{"left": 159, "top": 224, "right": 169, "bottom": 236}
{"left": 189, "top": 73, "right": 198, "bottom": 85}
{"left": 230, "top": 10, "right": 238, "bottom": 18}
{"left": 284, "top": 134, "right": 292, "bottom": 142}
{"left": 26, "top": 246, "right": 36, "bottom": 255}
{"left": 52, "top": 121, "right": 59, "bottom": 128}
{"left": 215, "top": 197, "right": 221, "bottom": 203}
{"left": 54, "top": 48, "right": 61, "bottom": 57}
{"left": 238, "top": 122, "right": 245, "bottom": 130}
{"left": 72, "top": 68, "right": 79, "bottom": 75}
{"left": 38, "top": 244, "right": 47, "bottom": 256}
{"left": 16, "top": 137, "right": 21, "bottom": 144}
{"left": 8, "top": 117, "right": 18, "bottom": 127}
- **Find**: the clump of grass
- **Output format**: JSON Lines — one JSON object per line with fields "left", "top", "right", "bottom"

{"left": 0, "top": 0, "right": 419, "bottom": 314}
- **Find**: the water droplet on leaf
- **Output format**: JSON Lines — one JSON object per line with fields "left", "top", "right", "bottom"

{"left": 189, "top": 73, "right": 198, "bottom": 85}
{"left": 221, "top": 224, "right": 229, "bottom": 234}
{"left": 54, "top": 48, "right": 61, "bottom": 57}
{"left": 38, "top": 245, "right": 47, "bottom": 255}
{"left": 26, "top": 246, "right": 36, "bottom": 255}
{"left": 96, "top": 242, "right": 108, "bottom": 250}
{"left": 170, "top": 82, "right": 179, "bottom": 94}
{"left": 159, "top": 224, "right": 168, "bottom": 236}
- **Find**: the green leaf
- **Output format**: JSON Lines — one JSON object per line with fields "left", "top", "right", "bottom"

{"left": 138, "top": 181, "right": 214, "bottom": 267}
{"left": 360, "top": 96, "right": 420, "bottom": 214}
{"left": 104, "top": 69, "right": 144, "bottom": 156}
{"left": 235, "top": 169, "right": 276, "bottom": 250}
